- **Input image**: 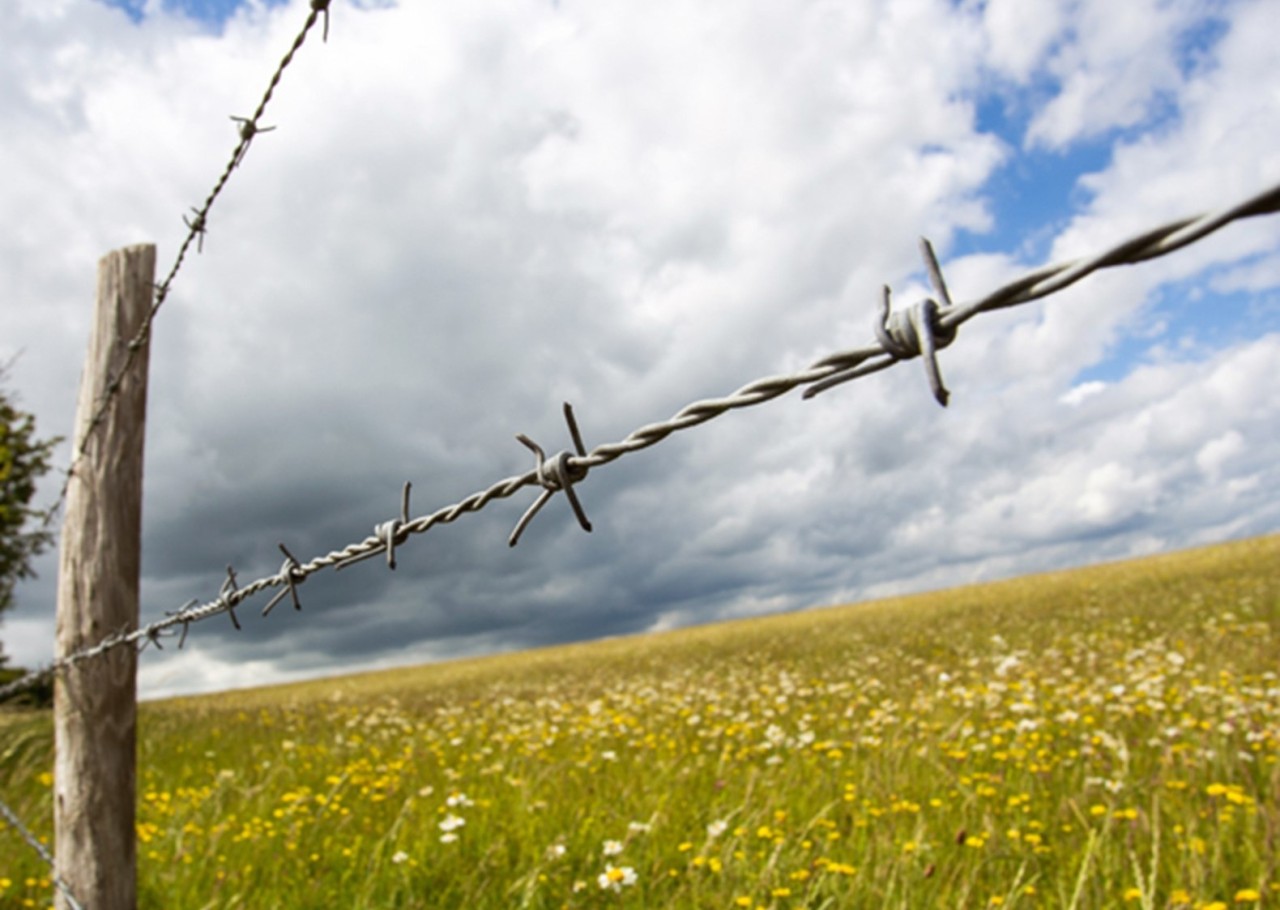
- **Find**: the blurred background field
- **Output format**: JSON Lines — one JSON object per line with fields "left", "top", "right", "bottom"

{"left": 2, "top": 533, "right": 1277, "bottom": 909}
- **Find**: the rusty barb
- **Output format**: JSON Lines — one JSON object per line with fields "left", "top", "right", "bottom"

{"left": 1, "top": 178, "right": 1278, "bottom": 704}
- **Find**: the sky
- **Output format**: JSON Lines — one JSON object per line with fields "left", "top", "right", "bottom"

{"left": 1, "top": 0, "right": 1277, "bottom": 701}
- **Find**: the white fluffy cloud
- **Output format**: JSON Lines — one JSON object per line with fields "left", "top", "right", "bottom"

{"left": 0, "top": 0, "right": 1275, "bottom": 698}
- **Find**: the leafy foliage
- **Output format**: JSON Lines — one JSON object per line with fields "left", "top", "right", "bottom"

{"left": 0, "top": 372, "right": 61, "bottom": 667}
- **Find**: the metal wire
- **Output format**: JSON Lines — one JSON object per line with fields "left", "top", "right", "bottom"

{"left": 0, "top": 797, "right": 84, "bottom": 910}
{"left": 2, "top": 176, "right": 1276, "bottom": 705}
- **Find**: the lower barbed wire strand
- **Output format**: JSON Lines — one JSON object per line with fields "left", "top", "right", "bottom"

{"left": 0, "top": 798, "right": 86, "bottom": 910}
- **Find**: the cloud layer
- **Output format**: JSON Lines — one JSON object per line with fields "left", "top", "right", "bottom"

{"left": 1, "top": 0, "right": 1276, "bottom": 698}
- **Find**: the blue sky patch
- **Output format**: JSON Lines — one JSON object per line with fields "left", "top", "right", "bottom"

{"left": 97, "top": 0, "right": 288, "bottom": 27}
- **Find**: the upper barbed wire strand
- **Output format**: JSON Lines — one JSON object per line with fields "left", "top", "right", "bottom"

{"left": 2, "top": 176, "right": 1277, "bottom": 706}
{"left": 33, "top": 2, "right": 331, "bottom": 538}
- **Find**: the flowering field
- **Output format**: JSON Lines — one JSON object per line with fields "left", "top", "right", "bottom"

{"left": 2, "top": 534, "right": 1277, "bottom": 909}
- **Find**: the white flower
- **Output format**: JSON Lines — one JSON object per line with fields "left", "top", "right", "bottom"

{"left": 446, "top": 792, "right": 473, "bottom": 808}
{"left": 547, "top": 844, "right": 567, "bottom": 859}
{"left": 597, "top": 865, "right": 638, "bottom": 892}
{"left": 391, "top": 850, "right": 409, "bottom": 864}
{"left": 439, "top": 832, "right": 458, "bottom": 844}
{"left": 439, "top": 814, "right": 466, "bottom": 833}
{"left": 600, "top": 750, "right": 618, "bottom": 762}
{"left": 706, "top": 819, "right": 729, "bottom": 838}
{"left": 627, "top": 821, "right": 651, "bottom": 834}
{"left": 602, "top": 839, "right": 624, "bottom": 856}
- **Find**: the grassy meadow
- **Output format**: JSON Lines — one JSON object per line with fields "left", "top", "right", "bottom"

{"left": 1, "top": 534, "right": 1278, "bottom": 909}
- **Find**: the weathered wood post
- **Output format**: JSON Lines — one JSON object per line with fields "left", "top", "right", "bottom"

{"left": 54, "top": 243, "right": 155, "bottom": 910}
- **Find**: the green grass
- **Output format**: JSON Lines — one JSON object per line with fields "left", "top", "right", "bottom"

{"left": 2, "top": 534, "right": 1278, "bottom": 909}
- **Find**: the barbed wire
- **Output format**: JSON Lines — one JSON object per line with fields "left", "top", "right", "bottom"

{"left": 33, "top": 0, "right": 333, "bottom": 539}
{"left": 0, "top": 797, "right": 84, "bottom": 910}
{"left": 2, "top": 176, "right": 1276, "bottom": 706}
{"left": 0, "top": 3, "right": 332, "bottom": 893}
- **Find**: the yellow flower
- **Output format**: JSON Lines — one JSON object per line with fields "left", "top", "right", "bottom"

{"left": 735, "top": 897, "right": 753, "bottom": 908}
{"left": 1233, "top": 890, "right": 1261, "bottom": 903}
{"left": 1123, "top": 887, "right": 1143, "bottom": 901}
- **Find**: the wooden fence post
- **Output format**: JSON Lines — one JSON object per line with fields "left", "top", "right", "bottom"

{"left": 54, "top": 243, "right": 155, "bottom": 910}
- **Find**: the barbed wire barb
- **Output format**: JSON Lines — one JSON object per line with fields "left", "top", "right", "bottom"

{"left": 312, "top": 0, "right": 332, "bottom": 42}
{"left": 262, "top": 544, "right": 305, "bottom": 616}
{"left": 335, "top": 482, "right": 414, "bottom": 571}
{"left": 806, "top": 237, "right": 957, "bottom": 405}
{"left": 230, "top": 115, "right": 277, "bottom": 169}
{"left": 220, "top": 565, "right": 243, "bottom": 630}
{"left": 509, "top": 402, "right": 593, "bottom": 547}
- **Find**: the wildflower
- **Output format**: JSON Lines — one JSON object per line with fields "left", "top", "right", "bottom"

{"left": 391, "top": 851, "right": 409, "bottom": 864}
{"left": 1234, "top": 890, "right": 1261, "bottom": 903}
{"left": 446, "top": 792, "right": 473, "bottom": 808}
{"left": 627, "top": 821, "right": 651, "bottom": 834}
{"left": 707, "top": 819, "right": 729, "bottom": 838}
{"left": 439, "top": 814, "right": 465, "bottom": 833}
{"left": 547, "top": 844, "right": 566, "bottom": 859}
{"left": 439, "top": 833, "right": 458, "bottom": 844}
{"left": 602, "top": 839, "right": 624, "bottom": 856}
{"left": 1123, "top": 887, "right": 1143, "bottom": 901}
{"left": 597, "top": 865, "right": 637, "bottom": 892}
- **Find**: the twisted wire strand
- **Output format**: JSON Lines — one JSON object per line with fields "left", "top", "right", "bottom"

{"left": 33, "top": 2, "right": 332, "bottom": 537}
{"left": 0, "top": 797, "right": 84, "bottom": 910}
{"left": 2, "top": 176, "right": 1276, "bottom": 706}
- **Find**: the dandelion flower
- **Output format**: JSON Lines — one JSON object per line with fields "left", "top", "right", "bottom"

{"left": 597, "top": 865, "right": 637, "bottom": 891}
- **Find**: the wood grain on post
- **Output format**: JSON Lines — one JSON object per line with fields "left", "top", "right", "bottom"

{"left": 54, "top": 243, "right": 155, "bottom": 910}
